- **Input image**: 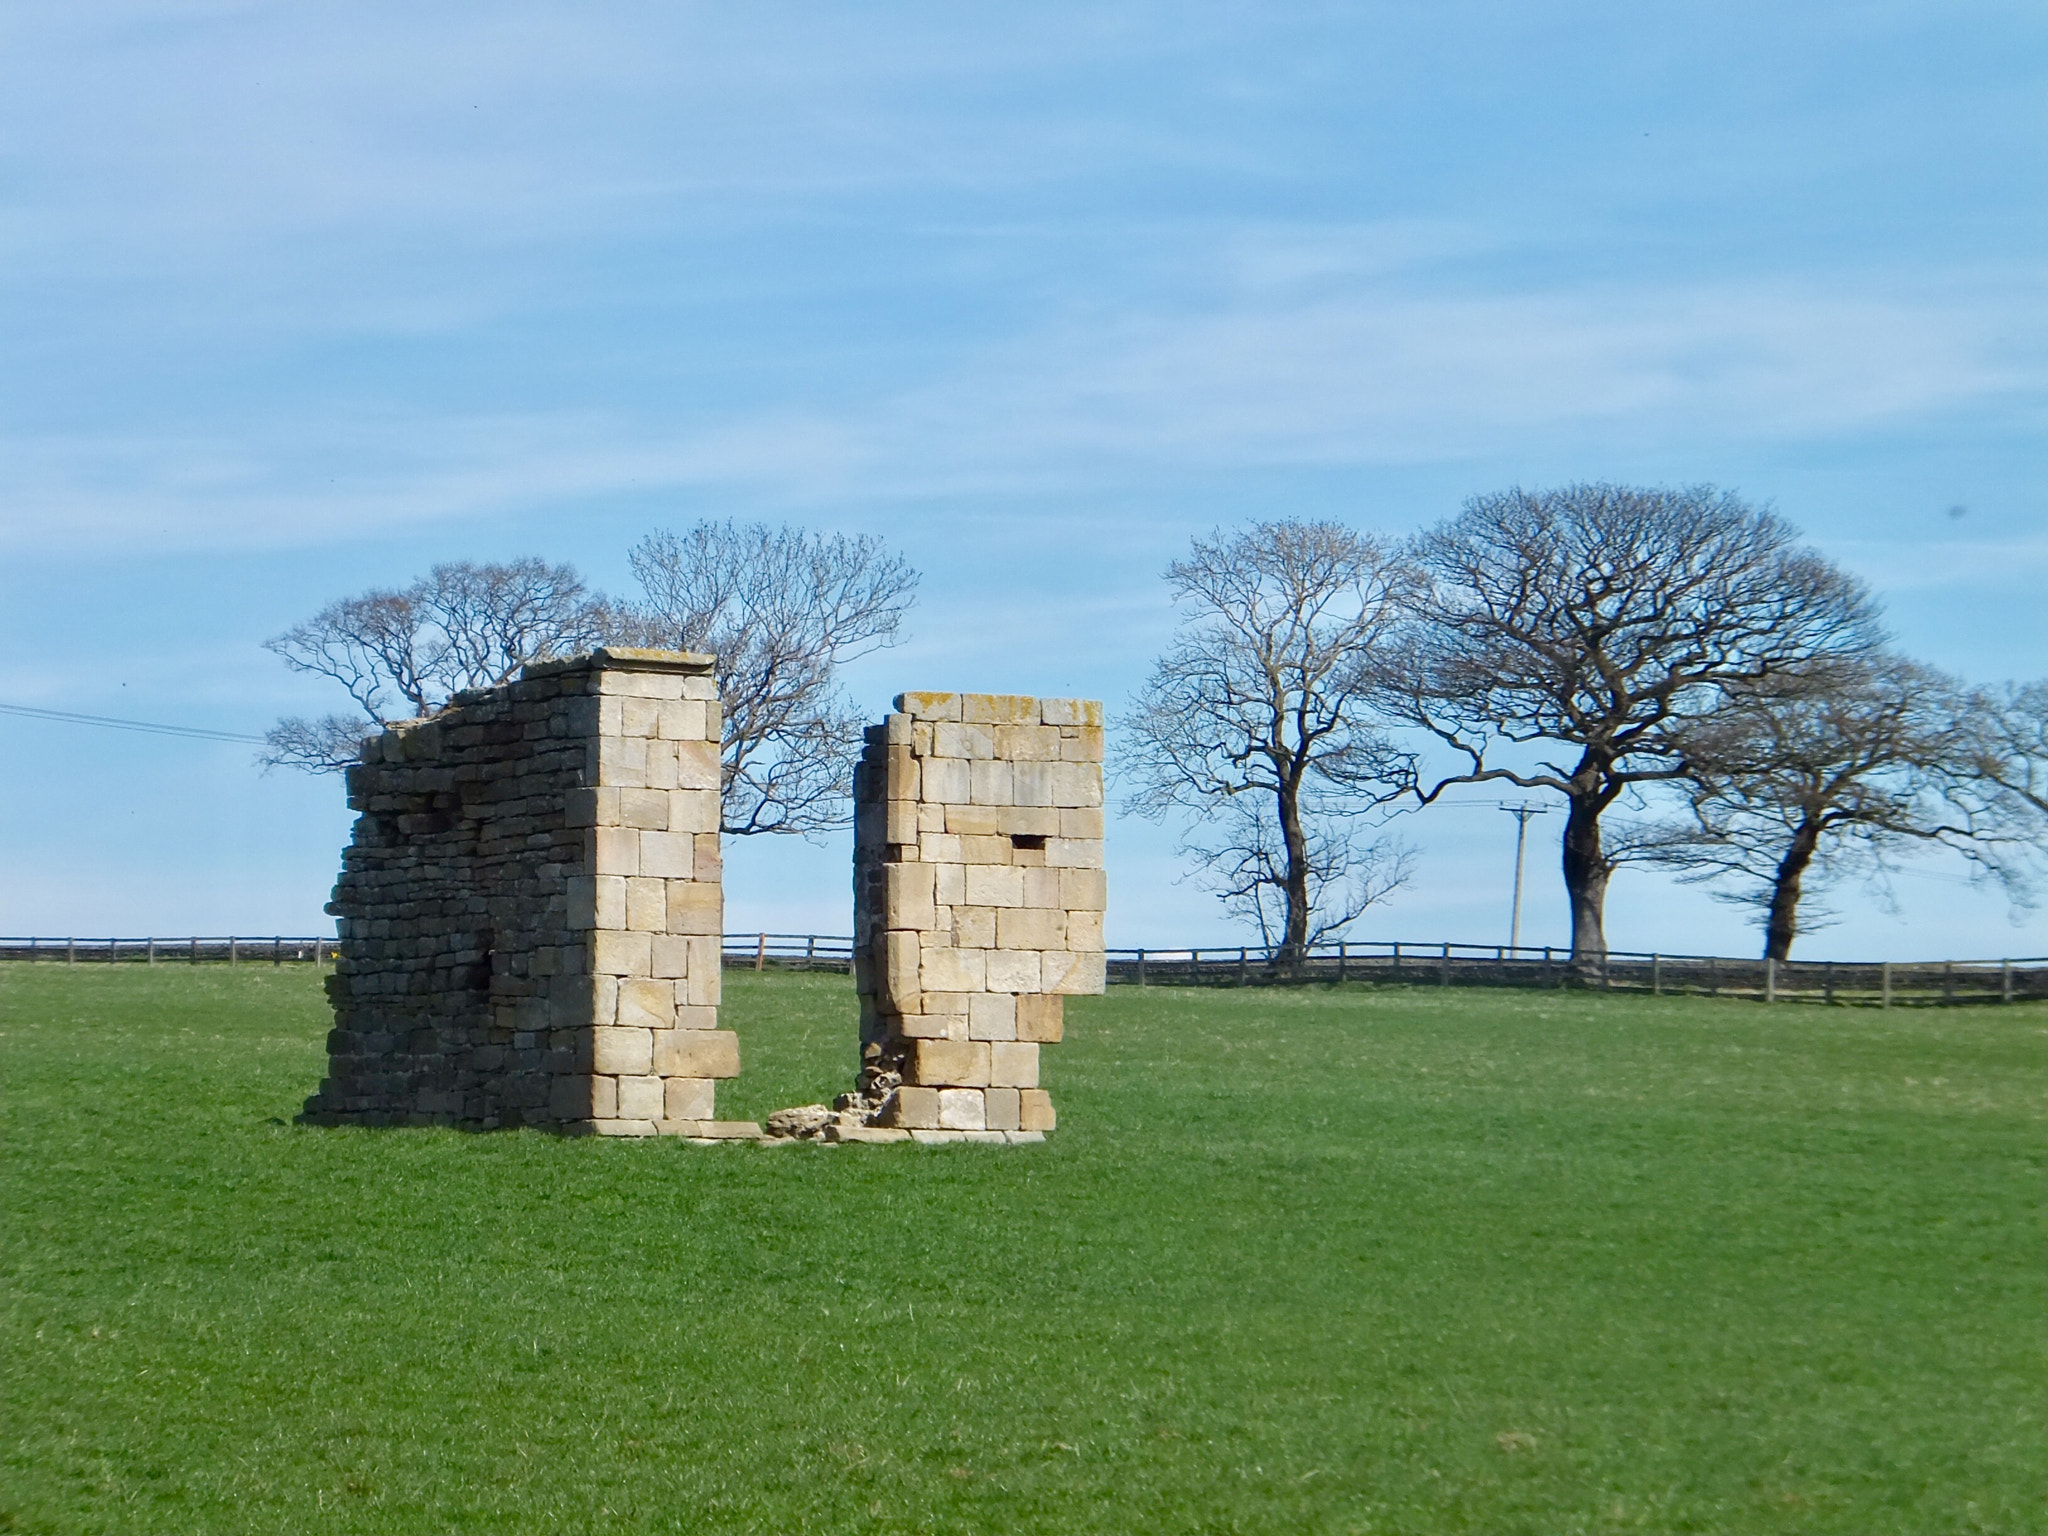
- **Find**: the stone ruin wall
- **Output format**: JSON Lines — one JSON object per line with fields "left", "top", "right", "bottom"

{"left": 842, "top": 691, "right": 1107, "bottom": 1140}
{"left": 301, "top": 648, "right": 751, "bottom": 1138}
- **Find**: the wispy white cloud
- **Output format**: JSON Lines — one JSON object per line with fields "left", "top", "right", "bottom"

{"left": 4, "top": 264, "right": 2036, "bottom": 554}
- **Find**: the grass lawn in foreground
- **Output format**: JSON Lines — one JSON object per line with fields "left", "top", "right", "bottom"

{"left": 1, "top": 964, "right": 2042, "bottom": 1534}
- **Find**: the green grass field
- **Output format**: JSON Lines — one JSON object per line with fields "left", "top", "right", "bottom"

{"left": 2, "top": 965, "right": 2041, "bottom": 1534}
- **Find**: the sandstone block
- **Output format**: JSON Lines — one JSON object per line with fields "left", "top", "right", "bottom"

{"left": 1039, "top": 698, "right": 1102, "bottom": 727}
{"left": 1050, "top": 761, "right": 1102, "bottom": 808}
{"left": 598, "top": 736, "right": 650, "bottom": 787}
{"left": 959, "top": 694, "right": 1039, "bottom": 725}
{"left": 638, "top": 830, "right": 695, "bottom": 879}
{"left": 664, "top": 1076, "right": 716, "bottom": 1121}
{"left": 667, "top": 789, "right": 718, "bottom": 832}
{"left": 884, "top": 930, "right": 921, "bottom": 1004}
{"left": 1018, "top": 1088, "right": 1057, "bottom": 1131}
{"left": 921, "top": 758, "right": 970, "bottom": 804}
{"left": 952, "top": 906, "right": 997, "bottom": 949}
{"left": 965, "top": 865, "right": 1025, "bottom": 908}
{"left": 616, "top": 1074, "right": 665, "bottom": 1119}
{"left": 615, "top": 978, "right": 674, "bottom": 1031}
{"left": 639, "top": 738, "right": 679, "bottom": 790}
{"left": 594, "top": 826, "right": 640, "bottom": 876}
{"left": 938, "top": 1088, "right": 988, "bottom": 1129}
{"left": 910, "top": 1038, "right": 990, "bottom": 1086}
{"left": 984, "top": 1086, "right": 1022, "bottom": 1131}
{"left": 1045, "top": 837, "right": 1103, "bottom": 869}
{"left": 625, "top": 876, "right": 666, "bottom": 932}
{"left": 1066, "top": 910, "right": 1104, "bottom": 950}
{"left": 994, "top": 723, "right": 1061, "bottom": 761}
{"left": 657, "top": 700, "right": 707, "bottom": 740}
{"left": 1011, "top": 761, "right": 1056, "bottom": 807}
{"left": 933, "top": 722, "right": 995, "bottom": 759}
{"left": 1016, "top": 994, "right": 1064, "bottom": 1043}
{"left": 653, "top": 1029, "right": 740, "bottom": 1078}
{"left": 989, "top": 1040, "right": 1040, "bottom": 1088}
{"left": 592, "top": 1027, "right": 654, "bottom": 1074}
{"left": 664, "top": 881, "right": 721, "bottom": 935}
{"left": 1059, "top": 728, "right": 1105, "bottom": 764}
{"left": 896, "top": 1010, "right": 965, "bottom": 1040}
{"left": 674, "top": 739, "right": 720, "bottom": 790}
{"left": 968, "top": 992, "right": 1017, "bottom": 1041}
{"left": 896, "top": 691, "right": 960, "bottom": 721}
{"left": 968, "top": 760, "right": 1014, "bottom": 805}
{"left": 1042, "top": 950, "right": 1107, "bottom": 994}
{"left": 985, "top": 949, "right": 1041, "bottom": 992}
{"left": 590, "top": 1074, "right": 619, "bottom": 1119}
{"left": 680, "top": 937, "right": 722, "bottom": 1006}
{"left": 886, "top": 799, "right": 919, "bottom": 844}
{"left": 592, "top": 930, "right": 651, "bottom": 978}
{"left": 884, "top": 862, "right": 936, "bottom": 930}
{"left": 889, "top": 1085, "right": 942, "bottom": 1128}
{"left": 920, "top": 945, "right": 985, "bottom": 994}
{"left": 997, "top": 907, "right": 1066, "bottom": 950}
{"left": 1061, "top": 867, "right": 1107, "bottom": 911}
{"left": 1059, "top": 807, "right": 1105, "bottom": 839}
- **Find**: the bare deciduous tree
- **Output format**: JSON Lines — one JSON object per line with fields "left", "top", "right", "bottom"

{"left": 627, "top": 521, "right": 918, "bottom": 837}
{"left": 1620, "top": 655, "right": 2035, "bottom": 960}
{"left": 263, "top": 559, "right": 623, "bottom": 772}
{"left": 1122, "top": 521, "right": 1418, "bottom": 968}
{"left": 1388, "top": 483, "right": 1882, "bottom": 968}
{"left": 1978, "top": 679, "right": 2048, "bottom": 818}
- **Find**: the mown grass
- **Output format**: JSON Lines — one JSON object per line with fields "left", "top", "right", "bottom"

{"left": 1, "top": 963, "right": 2041, "bottom": 1534}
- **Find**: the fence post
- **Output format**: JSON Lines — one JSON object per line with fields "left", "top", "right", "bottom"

{"left": 805, "top": 935, "right": 817, "bottom": 971}
{"left": 1765, "top": 957, "right": 1776, "bottom": 1004}
{"left": 229, "top": 937, "right": 238, "bottom": 966}
{"left": 1136, "top": 949, "right": 1147, "bottom": 986}
{"left": 1237, "top": 947, "right": 1247, "bottom": 985}
{"left": 2003, "top": 959, "right": 2013, "bottom": 1003}
{"left": 1707, "top": 955, "right": 1717, "bottom": 996}
{"left": 1824, "top": 962, "right": 1835, "bottom": 1005}
{"left": 1337, "top": 941, "right": 1346, "bottom": 983}
{"left": 273, "top": 936, "right": 282, "bottom": 967}
{"left": 1391, "top": 941, "right": 1401, "bottom": 978}
{"left": 68, "top": 938, "right": 76, "bottom": 966}
{"left": 754, "top": 932, "right": 767, "bottom": 972}
{"left": 1189, "top": 949, "right": 1200, "bottom": 985}
{"left": 1942, "top": 962, "right": 1953, "bottom": 1005}
{"left": 1881, "top": 961, "right": 1891, "bottom": 1009}
{"left": 1439, "top": 942, "right": 1450, "bottom": 987}
{"left": 190, "top": 936, "right": 200, "bottom": 965}
{"left": 148, "top": 938, "right": 156, "bottom": 966}
{"left": 29, "top": 937, "right": 36, "bottom": 962}
{"left": 1651, "top": 954, "right": 1661, "bottom": 996}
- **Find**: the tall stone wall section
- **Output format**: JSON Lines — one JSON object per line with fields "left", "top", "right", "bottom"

{"left": 300, "top": 648, "right": 747, "bottom": 1138}
{"left": 850, "top": 691, "right": 1106, "bottom": 1137}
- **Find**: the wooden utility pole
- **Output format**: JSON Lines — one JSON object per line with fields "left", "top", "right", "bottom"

{"left": 1500, "top": 803, "right": 1550, "bottom": 952}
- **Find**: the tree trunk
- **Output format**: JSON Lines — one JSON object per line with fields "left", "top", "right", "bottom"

{"left": 1762, "top": 820, "right": 1823, "bottom": 962}
{"left": 1561, "top": 791, "right": 1611, "bottom": 972}
{"left": 1277, "top": 778, "right": 1311, "bottom": 975}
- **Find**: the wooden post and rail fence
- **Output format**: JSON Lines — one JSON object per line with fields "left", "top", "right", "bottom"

{"left": 3, "top": 932, "right": 2042, "bottom": 1008}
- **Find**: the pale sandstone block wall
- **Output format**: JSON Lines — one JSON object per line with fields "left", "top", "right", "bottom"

{"left": 300, "top": 648, "right": 743, "bottom": 1138}
{"left": 851, "top": 691, "right": 1106, "bottom": 1136}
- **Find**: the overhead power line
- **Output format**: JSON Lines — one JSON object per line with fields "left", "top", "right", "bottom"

{"left": 0, "top": 702, "right": 266, "bottom": 744}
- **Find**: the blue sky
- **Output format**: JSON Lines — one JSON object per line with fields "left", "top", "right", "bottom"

{"left": 3, "top": 2, "right": 2043, "bottom": 958}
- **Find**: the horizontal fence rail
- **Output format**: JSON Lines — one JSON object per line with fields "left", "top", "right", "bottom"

{"left": 1099, "top": 941, "right": 2048, "bottom": 1007}
{"left": 6, "top": 932, "right": 2041, "bottom": 1006}
{"left": 0, "top": 936, "right": 334, "bottom": 965}
{"left": 720, "top": 932, "right": 856, "bottom": 973}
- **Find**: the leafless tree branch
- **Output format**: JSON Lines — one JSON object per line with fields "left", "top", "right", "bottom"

{"left": 627, "top": 521, "right": 918, "bottom": 837}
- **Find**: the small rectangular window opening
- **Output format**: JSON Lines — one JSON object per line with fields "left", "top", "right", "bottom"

{"left": 1010, "top": 834, "right": 1047, "bottom": 851}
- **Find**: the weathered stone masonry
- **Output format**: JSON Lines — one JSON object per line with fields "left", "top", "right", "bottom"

{"left": 843, "top": 691, "right": 1107, "bottom": 1139}
{"left": 300, "top": 648, "right": 748, "bottom": 1137}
